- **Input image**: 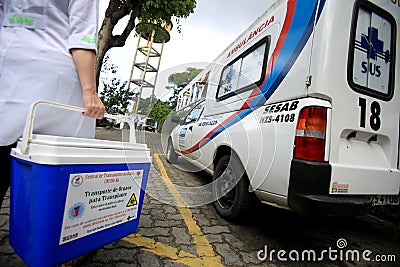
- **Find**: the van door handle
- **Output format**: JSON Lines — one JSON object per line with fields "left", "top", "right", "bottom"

{"left": 346, "top": 131, "right": 357, "bottom": 140}
{"left": 368, "top": 135, "right": 378, "bottom": 144}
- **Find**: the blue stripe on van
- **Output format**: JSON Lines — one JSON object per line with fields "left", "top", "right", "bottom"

{"left": 250, "top": 0, "right": 326, "bottom": 108}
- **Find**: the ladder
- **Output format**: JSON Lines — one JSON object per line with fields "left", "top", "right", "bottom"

{"left": 128, "top": 30, "right": 165, "bottom": 114}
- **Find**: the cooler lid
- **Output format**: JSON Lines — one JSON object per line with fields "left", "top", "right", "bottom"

{"left": 11, "top": 134, "right": 152, "bottom": 165}
{"left": 29, "top": 134, "right": 147, "bottom": 150}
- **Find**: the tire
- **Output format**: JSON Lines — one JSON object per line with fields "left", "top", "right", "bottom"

{"left": 166, "top": 139, "right": 178, "bottom": 164}
{"left": 213, "top": 154, "right": 255, "bottom": 221}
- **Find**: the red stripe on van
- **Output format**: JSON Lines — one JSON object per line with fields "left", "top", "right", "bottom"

{"left": 241, "top": 0, "right": 296, "bottom": 110}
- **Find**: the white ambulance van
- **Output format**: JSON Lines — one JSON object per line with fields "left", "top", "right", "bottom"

{"left": 166, "top": 0, "right": 400, "bottom": 219}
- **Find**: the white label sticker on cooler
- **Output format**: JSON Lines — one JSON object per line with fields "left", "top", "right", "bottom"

{"left": 59, "top": 170, "right": 144, "bottom": 245}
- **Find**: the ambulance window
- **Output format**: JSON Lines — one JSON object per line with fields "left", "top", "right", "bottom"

{"left": 238, "top": 44, "right": 266, "bottom": 89}
{"left": 217, "top": 37, "right": 270, "bottom": 100}
{"left": 348, "top": 1, "right": 396, "bottom": 100}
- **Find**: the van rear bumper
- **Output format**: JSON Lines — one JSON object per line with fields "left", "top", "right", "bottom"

{"left": 288, "top": 159, "right": 371, "bottom": 216}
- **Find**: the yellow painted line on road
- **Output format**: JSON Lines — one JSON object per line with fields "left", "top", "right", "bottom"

{"left": 154, "top": 153, "right": 223, "bottom": 266}
{"left": 124, "top": 234, "right": 219, "bottom": 266}
{"left": 123, "top": 153, "right": 223, "bottom": 267}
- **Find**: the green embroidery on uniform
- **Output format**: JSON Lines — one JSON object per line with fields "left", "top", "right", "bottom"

{"left": 8, "top": 15, "right": 34, "bottom": 26}
{"left": 81, "top": 35, "right": 97, "bottom": 45}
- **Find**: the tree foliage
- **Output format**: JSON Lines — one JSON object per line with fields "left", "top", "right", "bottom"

{"left": 147, "top": 66, "right": 202, "bottom": 129}
{"left": 167, "top": 67, "right": 202, "bottom": 108}
{"left": 136, "top": 96, "right": 157, "bottom": 115}
{"left": 99, "top": 55, "right": 132, "bottom": 115}
{"left": 96, "top": 0, "right": 197, "bottom": 83}
{"left": 168, "top": 67, "right": 202, "bottom": 87}
{"left": 99, "top": 83, "right": 132, "bottom": 115}
{"left": 148, "top": 100, "right": 173, "bottom": 129}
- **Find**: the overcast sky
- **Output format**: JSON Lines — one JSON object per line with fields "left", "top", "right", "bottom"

{"left": 99, "top": 0, "right": 275, "bottom": 99}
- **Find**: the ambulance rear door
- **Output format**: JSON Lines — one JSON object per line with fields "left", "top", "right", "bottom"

{"left": 330, "top": 0, "right": 400, "bottom": 196}
{"left": 309, "top": 0, "right": 400, "bottom": 197}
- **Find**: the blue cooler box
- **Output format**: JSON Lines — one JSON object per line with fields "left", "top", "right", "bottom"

{"left": 10, "top": 134, "right": 151, "bottom": 267}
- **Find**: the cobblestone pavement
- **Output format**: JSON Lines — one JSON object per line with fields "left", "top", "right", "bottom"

{"left": 1, "top": 128, "right": 399, "bottom": 266}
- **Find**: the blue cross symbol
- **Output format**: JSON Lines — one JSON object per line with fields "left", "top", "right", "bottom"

{"left": 360, "top": 27, "right": 384, "bottom": 60}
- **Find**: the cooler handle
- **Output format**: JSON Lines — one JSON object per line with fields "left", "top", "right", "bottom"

{"left": 21, "top": 100, "right": 136, "bottom": 154}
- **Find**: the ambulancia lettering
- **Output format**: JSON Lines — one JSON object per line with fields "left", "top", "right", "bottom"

{"left": 227, "top": 15, "right": 274, "bottom": 58}
{"left": 199, "top": 120, "right": 218, "bottom": 127}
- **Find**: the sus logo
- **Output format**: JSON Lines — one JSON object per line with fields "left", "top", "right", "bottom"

{"left": 360, "top": 27, "right": 387, "bottom": 78}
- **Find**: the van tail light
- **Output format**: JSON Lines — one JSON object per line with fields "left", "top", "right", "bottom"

{"left": 293, "top": 106, "right": 327, "bottom": 162}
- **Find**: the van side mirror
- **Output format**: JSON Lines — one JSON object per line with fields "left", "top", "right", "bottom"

{"left": 171, "top": 116, "right": 182, "bottom": 124}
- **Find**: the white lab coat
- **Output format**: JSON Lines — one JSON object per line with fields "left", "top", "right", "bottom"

{"left": 0, "top": 0, "right": 99, "bottom": 146}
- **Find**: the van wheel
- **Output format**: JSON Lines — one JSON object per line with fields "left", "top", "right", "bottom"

{"left": 213, "top": 154, "right": 254, "bottom": 221}
{"left": 166, "top": 139, "right": 178, "bottom": 164}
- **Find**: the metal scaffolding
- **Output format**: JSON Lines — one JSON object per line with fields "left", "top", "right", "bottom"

{"left": 128, "top": 30, "right": 165, "bottom": 115}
